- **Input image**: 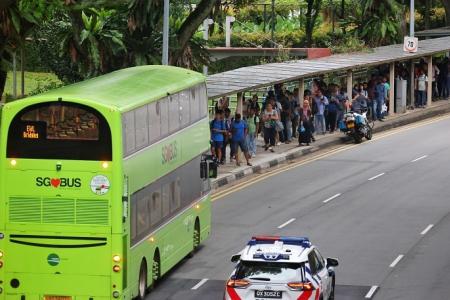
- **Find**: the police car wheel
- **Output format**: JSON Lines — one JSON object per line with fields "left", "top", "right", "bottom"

{"left": 329, "top": 276, "right": 336, "bottom": 300}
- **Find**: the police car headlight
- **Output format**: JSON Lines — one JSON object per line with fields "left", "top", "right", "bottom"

{"left": 226, "top": 279, "right": 250, "bottom": 289}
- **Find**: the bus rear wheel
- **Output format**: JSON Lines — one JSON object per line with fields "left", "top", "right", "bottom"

{"left": 188, "top": 219, "right": 200, "bottom": 258}
{"left": 137, "top": 260, "right": 147, "bottom": 300}
{"left": 151, "top": 252, "right": 161, "bottom": 288}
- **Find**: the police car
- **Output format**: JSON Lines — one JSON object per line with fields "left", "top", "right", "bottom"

{"left": 224, "top": 236, "right": 338, "bottom": 300}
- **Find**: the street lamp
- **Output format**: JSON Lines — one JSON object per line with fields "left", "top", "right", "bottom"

{"left": 162, "top": 0, "right": 169, "bottom": 65}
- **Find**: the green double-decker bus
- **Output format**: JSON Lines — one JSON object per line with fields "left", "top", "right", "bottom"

{"left": 0, "top": 66, "right": 213, "bottom": 300}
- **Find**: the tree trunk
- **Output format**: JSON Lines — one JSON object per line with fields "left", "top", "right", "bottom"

{"left": 444, "top": 0, "right": 450, "bottom": 26}
{"left": 171, "top": 0, "right": 216, "bottom": 64}
{"left": 305, "top": 0, "right": 314, "bottom": 47}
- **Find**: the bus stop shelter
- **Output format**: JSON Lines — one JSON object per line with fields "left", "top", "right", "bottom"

{"left": 206, "top": 36, "right": 450, "bottom": 115}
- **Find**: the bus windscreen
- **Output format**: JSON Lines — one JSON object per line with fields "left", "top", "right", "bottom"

{"left": 7, "top": 102, "right": 112, "bottom": 161}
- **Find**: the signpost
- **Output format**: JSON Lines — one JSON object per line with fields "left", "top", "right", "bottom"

{"left": 404, "top": 36, "right": 419, "bottom": 53}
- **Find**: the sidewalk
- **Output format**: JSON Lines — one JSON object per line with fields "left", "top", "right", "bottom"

{"left": 212, "top": 99, "right": 450, "bottom": 189}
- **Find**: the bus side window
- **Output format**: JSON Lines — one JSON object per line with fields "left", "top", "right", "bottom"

{"left": 168, "top": 94, "right": 180, "bottom": 133}
{"left": 135, "top": 105, "right": 149, "bottom": 150}
{"left": 148, "top": 102, "right": 161, "bottom": 143}
{"left": 179, "top": 90, "right": 190, "bottom": 127}
{"left": 160, "top": 98, "right": 169, "bottom": 137}
{"left": 136, "top": 191, "right": 150, "bottom": 236}
{"left": 190, "top": 87, "right": 199, "bottom": 121}
{"left": 162, "top": 184, "right": 170, "bottom": 218}
{"left": 198, "top": 84, "right": 208, "bottom": 118}
{"left": 131, "top": 197, "right": 137, "bottom": 241}
{"left": 150, "top": 189, "right": 162, "bottom": 227}
{"left": 170, "top": 179, "right": 181, "bottom": 213}
{"left": 123, "top": 111, "right": 136, "bottom": 156}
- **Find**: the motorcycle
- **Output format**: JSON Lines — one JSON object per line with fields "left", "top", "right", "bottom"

{"left": 339, "top": 109, "right": 374, "bottom": 143}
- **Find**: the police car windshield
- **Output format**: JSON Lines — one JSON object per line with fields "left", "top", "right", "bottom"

{"left": 235, "top": 261, "right": 303, "bottom": 282}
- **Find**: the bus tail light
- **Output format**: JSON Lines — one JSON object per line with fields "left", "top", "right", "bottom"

{"left": 287, "top": 282, "right": 314, "bottom": 291}
{"left": 113, "top": 265, "right": 121, "bottom": 272}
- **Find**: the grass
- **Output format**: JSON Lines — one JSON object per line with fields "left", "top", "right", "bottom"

{"left": 4, "top": 71, "right": 61, "bottom": 99}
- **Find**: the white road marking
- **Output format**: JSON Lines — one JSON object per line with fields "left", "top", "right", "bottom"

{"left": 365, "top": 285, "right": 378, "bottom": 299}
{"left": 323, "top": 193, "right": 342, "bottom": 203}
{"left": 389, "top": 255, "right": 404, "bottom": 268}
{"left": 278, "top": 218, "right": 296, "bottom": 229}
{"left": 411, "top": 155, "right": 428, "bottom": 162}
{"left": 368, "top": 173, "right": 385, "bottom": 181}
{"left": 421, "top": 224, "right": 434, "bottom": 235}
{"left": 191, "top": 278, "right": 209, "bottom": 290}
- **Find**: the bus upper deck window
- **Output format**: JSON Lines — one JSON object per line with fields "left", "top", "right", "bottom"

{"left": 7, "top": 102, "right": 112, "bottom": 161}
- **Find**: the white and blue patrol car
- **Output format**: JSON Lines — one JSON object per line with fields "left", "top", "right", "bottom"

{"left": 224, "top": 236, "right": 338, "bottom": 300}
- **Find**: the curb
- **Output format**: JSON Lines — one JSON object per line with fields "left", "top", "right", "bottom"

{"left": 212, "top": 101, "right": 450, "bottom": 190}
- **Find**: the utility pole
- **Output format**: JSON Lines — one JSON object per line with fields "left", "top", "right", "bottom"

{"left": 162, "top": 0, "right": 170, "bottom": 65}
{"left": 225, "top": 16, "right": 235, "bottom": 47}
{"left": 271, "top": 0, "right": 275, "bottom": 47}
{"left": 410, "top": 0, "right": 414, "bottom": 37}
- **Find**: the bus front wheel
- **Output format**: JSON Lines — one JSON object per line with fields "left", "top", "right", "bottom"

{"left": 138, "top": 260, "right": 147, "bottom": 300}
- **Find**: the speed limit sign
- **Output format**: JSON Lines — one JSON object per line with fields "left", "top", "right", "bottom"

{"left": 403, "top": 36, "right": 419, "bottom": 53}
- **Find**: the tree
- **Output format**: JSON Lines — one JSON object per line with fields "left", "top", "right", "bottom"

{"left": 443, "top": 0, "right": 450, "bottom": 25}
{"left": 61, "top": 7, "right": 126, "bottom": 77}
{"left": 0, "top": 0, "right": 60, "bottom": 99}
{"left": 360, "top": 0, "right": 401, "bottom": 46}
{"left": 305, "top": 0, "right": 322, "bottom": 47}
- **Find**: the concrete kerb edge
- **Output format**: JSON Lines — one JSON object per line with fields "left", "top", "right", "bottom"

{"left": 211, "top": 102, "right": 450, "bottom": 190}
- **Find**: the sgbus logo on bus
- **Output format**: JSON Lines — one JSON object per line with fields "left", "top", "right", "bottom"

{"left": 36, "top": 177, "right": 81, "bottom": 188}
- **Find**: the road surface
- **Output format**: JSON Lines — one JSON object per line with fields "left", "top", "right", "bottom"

{"left": 148, "top": 115, "right": 450, "bottom": 300}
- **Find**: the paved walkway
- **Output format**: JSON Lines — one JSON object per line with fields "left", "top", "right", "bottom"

{"left": 212, "top": 99, "right": 450, "bottom": 189}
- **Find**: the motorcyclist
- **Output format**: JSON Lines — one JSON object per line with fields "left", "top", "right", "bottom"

{"left": 351, "top": 89, "right": 368, "bottom": 114}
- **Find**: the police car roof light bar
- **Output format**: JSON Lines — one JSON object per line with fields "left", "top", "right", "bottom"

{"left": 248, "top": 236, "right": 311, "bottom": 247}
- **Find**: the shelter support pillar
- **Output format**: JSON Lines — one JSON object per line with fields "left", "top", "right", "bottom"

{"left": 389, "top": 62, "right": 395, "bottom": 114}
{"left": 237, "top": 92, "right": 243, "bottom": 115}
{"left": 410, "top": 60, "right": 415, "bottom": 108}
{"left": 298, "top": 78, "right": 305, "bottom": 105}
{"left": 427, "top": 56, "right": 433, "bottom": 107}
{"left": 346, "top": 70, "right": 353, "bottom": 99}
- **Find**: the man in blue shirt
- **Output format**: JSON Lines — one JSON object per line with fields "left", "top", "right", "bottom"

{"left": 374, "top": 78, "right": 386, "bottom": 121}
{"left": 210, "top": 111, "right": 226, "bottom": 163}
{"left": 231, "top": 113, "right": 252, "bottom": 167}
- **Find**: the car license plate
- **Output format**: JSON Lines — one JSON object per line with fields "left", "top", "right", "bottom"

{"left": 254, "top": 290, "right": 282, "bottom": 299}
{"left": 44, "top": 296, "right": 72, "bottom": 300}
{"left": 347, "top": 122, "right": 354, "bottom": 128}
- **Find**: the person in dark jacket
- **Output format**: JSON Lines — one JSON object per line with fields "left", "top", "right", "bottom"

{"left": 297, "top": 100, "right": 313, "bottom": 146}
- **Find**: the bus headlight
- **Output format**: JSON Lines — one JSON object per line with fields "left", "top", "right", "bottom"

{"left": 113, "top": 255, "right": 121, "bottom": 263}
{"left": 0, "top": 251, "right": 4, "bottom": 258}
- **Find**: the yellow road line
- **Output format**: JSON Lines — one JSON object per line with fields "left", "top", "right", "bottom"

{"left": 211, "top": 113, "right": 450, "bottom": 202}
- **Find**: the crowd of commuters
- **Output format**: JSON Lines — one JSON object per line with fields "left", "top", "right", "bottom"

{"left": 210, "top": 58, "right": 450, "bottom": 166}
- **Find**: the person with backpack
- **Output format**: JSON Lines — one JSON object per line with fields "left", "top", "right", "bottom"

{"left": 246, "top": 107, "right": 259, "bottom": 157}
{"left": 210, "top": 110, "right": 226, "bottom": 164}
{"left": 231, "top": 113, "right": 252, "bottom": 167}
{"left": 327, "top": 95, "right": 339, "bottom": 133}
{"left": 221, "top": 108, "right": 233, "bottom": 164}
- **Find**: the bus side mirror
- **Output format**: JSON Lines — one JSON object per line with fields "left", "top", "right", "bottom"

{"left": 200, "top": 156, "right": 217, "bottom": 179}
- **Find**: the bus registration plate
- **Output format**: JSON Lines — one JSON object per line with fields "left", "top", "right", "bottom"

{"left": 45, "top": 296, "right": 72, "bottom": 300}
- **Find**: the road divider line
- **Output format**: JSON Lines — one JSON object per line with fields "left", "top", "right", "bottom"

{"left": 323, "top": 193, "right": 342, "bottom": 203}
{"left": 389, "top": 255, "right": 404, "bottom": 268}
{"left": 411, "top": 155, "right": 428, "bottom": 162}
{"left": 368, "top": 173, "right": 385, "bottom": 181}
{"left": 211, "top": 114, "right": 450, "bottom": 202}
{"left": 421, "top": 224, "right": 434, "bottom": 235}
{"left": 191, "top": 278, "right": 208, "bottom": 290}
{"left": 365, "top": 285, "right": 378, "bottom": 299}
{"left": 278, "top": 218, "right": 296, "bottom": 229}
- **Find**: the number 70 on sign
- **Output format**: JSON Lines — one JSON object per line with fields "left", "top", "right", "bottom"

{"left": 404, "top": 36, "right": 419, "bottom": 53}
